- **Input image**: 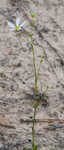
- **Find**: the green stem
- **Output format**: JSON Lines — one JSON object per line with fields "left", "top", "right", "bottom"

{"left": 32, "top": 105, "right": 36, "bottom": 150}
{"left": 32, "top": 118, "right": 35, "bottom": 149}
{"left": 30, "top": 19, "right": 38, "bottom": 95}
{"left": 31, "top": 38, "right": 38, "bottom": 94}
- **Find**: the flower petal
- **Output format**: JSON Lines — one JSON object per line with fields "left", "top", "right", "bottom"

{"left": 19, "top": 26, "right": 23, "bottom": 31}
{"left": 16, "top": 18, "right": 20, "bottom": 26}
{"left": 20, "top": 21, "right": 26, "bottom": 28}
{"left": 8, "top": 21, "right": 15, "bottom": 28}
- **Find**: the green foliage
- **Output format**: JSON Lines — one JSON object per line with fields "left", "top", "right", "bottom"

{"left": 29, "top": 41, "right": 33, "bottom": 47}
{"left": 30, "top": 20, "right": 34, "bottom": 26}
{"left": 46, "top": 85, "right": 49, "bottom": 89}
{"left": 8, "top": 12, "right": 49, "bottom": 150}
{"left": 29, "top": 14, "right": 46, "bottom": 97}
{"left": 23, "top": 148, "right": 32, "bottom": 150}
{"left": 31, "top": 13, "right": 35, "bottom": 18}
{"left": 34, "top": 103, "right": 39, "bottom": 111}
{"left": 32, "top": 144, "right": 37, "bottom": 150}
{"left": 29, "top": 33, "right": 33, "bottom": 37}
{"left": 40, "top": 56, "right": 45, "bottom": 64}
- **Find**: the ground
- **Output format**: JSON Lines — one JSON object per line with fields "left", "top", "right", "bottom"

{"left": 0, "top": 0, "right": 64, "bottom": 150}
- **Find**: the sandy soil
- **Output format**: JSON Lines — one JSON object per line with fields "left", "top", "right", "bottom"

{"left": 0, "top": 0, "right": 64, "bottom": 149}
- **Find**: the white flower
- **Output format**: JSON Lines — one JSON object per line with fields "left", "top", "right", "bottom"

{"left": 8, "top": 17, "right": 26, "bottom": 31}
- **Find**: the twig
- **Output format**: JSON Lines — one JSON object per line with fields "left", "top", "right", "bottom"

{"left": 20, "top": 118, "right": 64, "bottom": 124}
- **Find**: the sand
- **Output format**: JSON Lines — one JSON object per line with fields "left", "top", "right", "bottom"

{"left": 0, "top": 0, "right": 64, "bottom": 149}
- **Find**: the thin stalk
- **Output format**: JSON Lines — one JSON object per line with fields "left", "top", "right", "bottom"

{"left": 30, "top": 24, "right": 38, "bottom": 95}
{"left": 31, "top": 38, "right": 38, "bottom": 94}
{"left": 32, "top": 113, "right": 35, "bottom": 149}
{"left": 32, "top": 104, "right": 37, "bottom": 150}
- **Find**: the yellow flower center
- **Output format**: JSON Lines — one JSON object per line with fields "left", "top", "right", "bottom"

{"left": 16, "top": 25, "right": 19, "bottom": 31}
